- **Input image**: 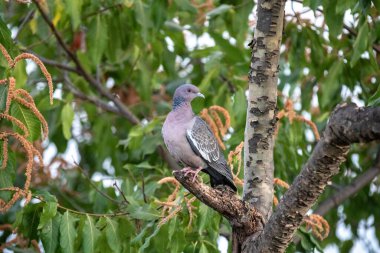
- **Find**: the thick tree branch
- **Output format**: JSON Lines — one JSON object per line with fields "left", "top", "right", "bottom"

{"left": 315, "top": 151, "right": 380, "bottom": 216}
{"left": 32, "top": 0, "right": 140, "bottom": 125}
{"left": 247, "top": 103, "right": 380, "bottom": 252}
{"left": 173, "top": 171, "right": 264, "bottom": 244}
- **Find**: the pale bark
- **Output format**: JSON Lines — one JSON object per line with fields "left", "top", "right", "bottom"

{"left": 243, "top": 0, "right": 286, "bottom": 224}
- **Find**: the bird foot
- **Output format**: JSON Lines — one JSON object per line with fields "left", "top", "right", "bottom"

{"left": 180, "top": 167, "right": 203, "bottom": 182}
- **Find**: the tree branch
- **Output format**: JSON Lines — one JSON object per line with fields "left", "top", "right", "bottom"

{"left": 173, "top": 171, "right": 264, "bottom": 244}
{"left": 63, "top": 75, "right": 122, "bottom": 116}
{"left": 247, "top": 103, "right": 380, "bottom": 252}
{"left": 315, "top": 151, "right": 380, "bottom": 216}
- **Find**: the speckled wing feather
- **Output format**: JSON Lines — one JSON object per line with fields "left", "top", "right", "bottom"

{"left": 186, "top": 117, "right": 234, "bottom": 184}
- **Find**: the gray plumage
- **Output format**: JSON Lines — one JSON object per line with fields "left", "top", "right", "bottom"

{"left": 162, "top": 84, "right": 237, "bottom": 191}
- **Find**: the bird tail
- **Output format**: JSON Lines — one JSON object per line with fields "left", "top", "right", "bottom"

{"left": 207, "top": 168, "right": 237, "bottom": 192}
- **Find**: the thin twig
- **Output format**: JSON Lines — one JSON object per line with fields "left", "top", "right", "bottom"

{"left": 63, "top": 75, "right": 121, "bottom": 115}
{"left": 113, "top": 182, "right": 129, "bottom": 204}
{"left": 14, "top": 10, "right": 35, "bottom": 40}
{"left": 33, "top": 195, "right": 128, "bottom": 217}
{"left": 73, "top": 161, "right": 122, "bottom": 205}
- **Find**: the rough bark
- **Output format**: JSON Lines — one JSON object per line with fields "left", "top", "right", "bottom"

{"left": 245, "top": 103, "right": 380, "bottom": 252}
{"left": 243, "top": 0, "right": 285, "bottom": 223}
{"left": 173, "top": 171, "right": 264, "bottom": 244}
{"left": 315, "top": 149, "right": 380, "bottom": 216}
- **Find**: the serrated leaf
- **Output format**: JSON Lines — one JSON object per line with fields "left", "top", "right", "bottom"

{"left": 83, "top": 215, "right": 100, "bottom": 253}
{"left": 206, "top": 4, "right": 232, "bottom": 18}
{"left": 61, "top": 103, "right": 74, "bottom": 140}
{"left": 11, "top": 102, "right": 42, "bottom": 141}
{"left": 126, "top": 203, "right": 161, "bottom": 221}
{"left": 63, "top": 0, "right": 83, "bottom": 30}
{"left": 350, "top": 22, "right": 369, "bottom": 67}
{"left": 60, "top": 211, "right": 78, "bottom": 253}
{"left": 0, "top": 152, "right": 15, "bottom": 201}
{"left": 41, "top": 213, "right": 61, "bottom": 253}
{"left": 104, "top": 217, "right": 121, "bottom": 253}
{"left": 139, "top": 225, "right": 161, "bottom": 251}
{"left": 38, "top": 201, "right": 58, "bottom": 229}
{"left": 0, "top": 17, "right": 14, "bottom": 57}
{"left": 89, "top": 15, "right": 108, "bottom": 65}
{"left": 0, "top": 85, "right": 8, "bottom": 111}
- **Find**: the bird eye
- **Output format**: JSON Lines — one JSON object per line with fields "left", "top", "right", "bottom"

{"left": 187, "top": 89, "right": 191, "bottom": 92}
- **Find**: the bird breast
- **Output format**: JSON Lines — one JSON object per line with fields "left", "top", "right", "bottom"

{"left": 162, "top": 115, "right": 206, "bottom": 168}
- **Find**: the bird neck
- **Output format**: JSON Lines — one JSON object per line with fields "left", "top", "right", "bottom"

{"left": 172, "top": 98, "right": 194, "bottom": 120}
{"left": 172, "top": 96, "right": 187, "bottom": 110}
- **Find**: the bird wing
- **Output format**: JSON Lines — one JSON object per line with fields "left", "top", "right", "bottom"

{"left": 186, "top": 117, "right": 220, "bottom": 163}
{"left": 186, "top": 117, "right": 234, "bottom": 181}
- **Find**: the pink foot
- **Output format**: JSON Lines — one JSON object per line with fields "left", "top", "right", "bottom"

{"left": 180, "top": 167, "right": 203, "bottom": 182}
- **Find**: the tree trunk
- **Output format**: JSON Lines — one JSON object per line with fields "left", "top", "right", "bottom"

{"left": 241, "top": 0, "right": 285, "bottom": 250}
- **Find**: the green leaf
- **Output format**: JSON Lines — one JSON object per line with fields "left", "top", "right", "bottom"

{"left": 350, "top": 22, "right": 369, "bottom": 67}
{"left": 88, "top": 15, "right": 108, "bottom": 65}
{"left": 41, "top": 213, "right": 61, "bottom": 253}
{"left": 63, "top": 0, "right": 83, "bottom": 30}
{"left": 14, "top": 203, "right": 43, "bottom": 241}
{"left": 11, "top": 102, "right": 42, "bottom": 141}
{"left": 104, "top": 217, "right": 121, "bottom": 253}
{"left": 134, "top": 0, "right": 151, "bottom": 43}
{"left": 61, "top": 103, "right": 74, "bottom": 140}
{"left": 83, "top": 215, "right": 100, "bottom": 253}
{"left": 207, "top": 5, "right": 233, "bottom": 18}
{"left": 323, "top": 0, "right": 344, "bottom": 37}
{"left": 0, "top": 151, "right": 15, "bottom": 201}
{"left": 0, "top": 82, "right": 8, "bottom": 111}
{"left": 60, "top": 211, "right": 78, "bottom": 253}
{"left": 373, "top": 0, "right": 380, "bottom": 10}
{"left": 139, "top": 225, "right": 161, "bottom": 251}
{"left": 320, "top": 60, "right": 344, "bottom": 108}
{"left": 127, "top": 203, "right": 161, "bottom": 221}
{"left": 368, "top": 85, "right": 380, "bottom": 106}
{"left": 0, "top": 17, "right": 14, "bottom": 57}
{"left": 38, "top": 201, "right": 58, "bottom": 229}
{"left": 199, "top": 243, "right": 209, "bottom": 253}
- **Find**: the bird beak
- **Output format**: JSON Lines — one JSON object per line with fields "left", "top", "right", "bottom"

{"left": 197, "top": 92, "right": 205, "bottom": 99}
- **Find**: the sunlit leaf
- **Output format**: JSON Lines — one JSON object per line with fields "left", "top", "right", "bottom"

{"left": 61, "top": 103, "right": 74, "bottom": 140}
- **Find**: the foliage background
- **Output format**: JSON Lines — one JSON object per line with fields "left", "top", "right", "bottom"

{"left": 0, "top": 0, "right": 379, "bottom": 252}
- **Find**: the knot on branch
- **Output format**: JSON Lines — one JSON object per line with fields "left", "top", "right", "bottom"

{"left": 173, "top": 170, "right": 264, "bottom": 243}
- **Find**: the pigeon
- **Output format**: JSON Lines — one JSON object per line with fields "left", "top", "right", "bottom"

{"left": 162, "top": 84, "right": 237, "bottom": 192}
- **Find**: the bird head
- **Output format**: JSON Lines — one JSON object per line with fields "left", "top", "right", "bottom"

{"left": 173, "top": 84, "right": 205, "bottom": 103}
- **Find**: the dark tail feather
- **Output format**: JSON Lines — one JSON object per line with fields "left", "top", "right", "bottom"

{"left": 205, "top": 168, "right": 237, "bottom": 192}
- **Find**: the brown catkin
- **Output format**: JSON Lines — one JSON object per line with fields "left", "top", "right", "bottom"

{"left": 200, "top": 109, "right": 225, "bottom": 149}
{"left": 13, "top": 53, "right": 54, "bottom": 104}
{"left": 0, "top": 44, "right": 13, "bottom": 66}
{"left": 1, "top": 137, "right": 8, "bottom": 169}
{"left": 5, "top": 77, "right": 15, "bottom": 114}
{"left": 14, "top": 89, "right": 36, "bottom": 105}
{"left": 209, "top": 105, "right": 230, "bottom": 134}
{"left": 0, "top": 113, "right": 30, "bottom": 137}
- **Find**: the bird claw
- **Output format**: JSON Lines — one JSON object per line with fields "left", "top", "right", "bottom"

{"left": 179, "top": 167, "right": 203, "bottom": 182}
